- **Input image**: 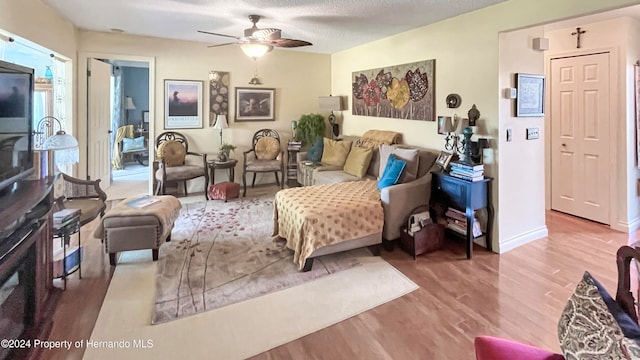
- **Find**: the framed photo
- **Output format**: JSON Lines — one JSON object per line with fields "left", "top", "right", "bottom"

{"left": 515, "top": 73, "right": 545, "bottom": 117}
{"left": 436, "top": 151, "right": 454, "bottom": 170}
{"left": 235, "top": 87, "right": 275, "bottom": 121}
{"left": 164, "top": 80, "right": 203, "bottom": 129}
{"left": 142, "top": 110, "right": 149, "bottom": 123}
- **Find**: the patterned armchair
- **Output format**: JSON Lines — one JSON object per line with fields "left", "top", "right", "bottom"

{"left": 154, "top": 131, "right": 209, "bottom": 200}
{"left": 242, "top": 129, "right": 284, "bottom": 196}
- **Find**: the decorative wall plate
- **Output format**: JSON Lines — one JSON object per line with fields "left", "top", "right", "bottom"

{"left": 446, "top": 93, "right": 461, "bottom": 108}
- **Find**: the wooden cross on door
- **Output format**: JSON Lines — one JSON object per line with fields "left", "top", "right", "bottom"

{"left": 571, "top": 27, "right": 586, "bottom": 48}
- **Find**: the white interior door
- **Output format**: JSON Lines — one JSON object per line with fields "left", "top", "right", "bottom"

{"left": 550, "top": 52, "right": 610, "bottom": 224}
{"left": 87, "top": 58, "right": 112, "bottom": 189}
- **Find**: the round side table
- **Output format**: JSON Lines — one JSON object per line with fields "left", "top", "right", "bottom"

{"left": 208, "top": 159, "right": 238, "bottom": 186}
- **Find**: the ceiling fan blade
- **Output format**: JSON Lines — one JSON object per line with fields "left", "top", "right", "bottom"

{"left": 198, "top": 30, "right": 240, "bottom": 40}
{"left": 207, "top": 42, "right": 236, "bottom": 48}
{"left": 272, "top": 38, "right": 313, "bottom": 48}
{"left": 253, "top": 28, "right": 281, "bottom": 41}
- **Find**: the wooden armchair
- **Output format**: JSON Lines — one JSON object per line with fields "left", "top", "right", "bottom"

{"left": 154, "top": 131, "right": 209, "bottom": 200}
{"left": 242, "top": 129, "right": 284, "bottom": 196}
{"left": 54, "top": 173, "right": 107, "bottom": 227}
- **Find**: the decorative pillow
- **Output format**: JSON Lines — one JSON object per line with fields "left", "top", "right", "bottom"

{"left": 122, "top": 136, "right": 145, "bottom": 152}
{"left": 255, "top": 137, "right": 280, "bottom": 160}
{"left": 156, "top": 140, "right": 186, "bottom": 167}
{"left": 378, "top": 144, "right": 419, "bottom": 183}
{"left": 377, "top": 154, "right": 406, "bottom": 190}
{"left": 307, "top": 137, "right": 324, "bottom": 163}
{"left": 343, "top": 146, "right": 373, "bottom": 178}
{"left": 557, "top": 272, "right": 640, "bottom": 359}
{"left": 321, "top": 138, "right": 352, "bottom": 167}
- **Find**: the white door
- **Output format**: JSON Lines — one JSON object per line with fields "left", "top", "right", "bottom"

{"left": 87, "top": 58, "right": 112, "bottom": 189}
{"left": 550, "top": 52, "right": 610, "bottom": 224}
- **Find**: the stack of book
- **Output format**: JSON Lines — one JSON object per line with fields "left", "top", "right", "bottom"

{"left": 287, "top": 140, "right": 302, "bottom": 151}
{"left": 444, "top": 208, "right": 482, "bottom": 238}
{"left": 449, "top": 161, "right": 484, "bottom": 182}
{"left": 53, "top": 208, "right": 80, "bottom": 226}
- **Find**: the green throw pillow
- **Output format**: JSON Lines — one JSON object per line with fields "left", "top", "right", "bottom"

{"left": 122, "top": 136, "right": 145, "bottom": 151}
{"left": 343, "top": 146, "right": 373, "bottom": 178}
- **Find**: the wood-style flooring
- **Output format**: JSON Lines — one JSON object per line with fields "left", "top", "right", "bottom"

{"left": 39, "top": 191, "right": 639, "bottom": 360}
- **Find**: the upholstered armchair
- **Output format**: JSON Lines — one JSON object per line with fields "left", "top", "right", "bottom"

{"left": 54, "top": 173, "right": 107, "bottom": 227}
{"left": 154, "top": 131, "right": 209, "bottom": 200}
{"left": 242, "top": 129, "right": 284, "bottom": 196}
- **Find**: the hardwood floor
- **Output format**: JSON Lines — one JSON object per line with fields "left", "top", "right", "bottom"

{"left": 40, "top": 203, "right": 639, "bottom": 360}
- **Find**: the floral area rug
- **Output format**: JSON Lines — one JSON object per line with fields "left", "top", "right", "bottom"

{"left": 152, "top": 194, "right": 367, "bottom": 324}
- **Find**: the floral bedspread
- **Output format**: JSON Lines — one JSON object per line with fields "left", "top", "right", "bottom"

{"left": 273, "top": 180, "right": 383, "bottom": 270}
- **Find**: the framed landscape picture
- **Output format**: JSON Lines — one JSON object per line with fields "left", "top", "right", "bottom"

{"left": 164, "top": 80, "right": 203, "bottom": 128}
{"left": 235, "top": 87, "right": 275, "bottom": 121}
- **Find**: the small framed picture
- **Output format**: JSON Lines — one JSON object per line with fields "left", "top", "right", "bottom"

{"left": 235, "top": 87, "right": 275, "bottom": 121}
{"left": 436, "top": 151, "right": 454, "bottom": 170}
{"left": 515, "top": 73, "right": 545, "bottom": 117}
{"left": 142, "top": 110, "right": 149, "bottom": 123}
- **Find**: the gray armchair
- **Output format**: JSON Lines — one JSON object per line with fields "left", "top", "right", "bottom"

{"left": 242, "top": 129, "right": 285, "bottom": 196}
{"left": 154, "top": 131, "right": 209, "bottom": 200}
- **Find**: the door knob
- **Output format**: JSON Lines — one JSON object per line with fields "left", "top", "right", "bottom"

{"left": 561, "top": 143, "right": 566, "bottom": 147}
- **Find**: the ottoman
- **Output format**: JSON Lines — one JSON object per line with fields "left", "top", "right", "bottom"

{"left": 209, "top": 181, "right": 240, "bottom": 202}
{"left": 94, "top": 195, "right": 182, "bottom": 266}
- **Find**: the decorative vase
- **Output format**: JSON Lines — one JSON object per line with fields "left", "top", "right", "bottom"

{"left": 218, "top": 150, "right": 228, "bottom": 162}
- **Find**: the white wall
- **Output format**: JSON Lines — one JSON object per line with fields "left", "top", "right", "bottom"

{"left": 76, "top": 31, "right": 331, "bottom": 187}
{"left": 626, "top": 17, "right": 640, "bottom": 230}
{"left": 331, "top": 0, "right": 640, "bottom": 250}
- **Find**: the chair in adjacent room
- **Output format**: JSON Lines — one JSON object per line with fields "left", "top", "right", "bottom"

{"left": 242, "top": 129, "right": 284, "bottom": 196}
{"left": 154, "top": 131, "right": 209, "bottom": 199}
{"left": 55, "top": 173, "right": 108, "bottom": 227}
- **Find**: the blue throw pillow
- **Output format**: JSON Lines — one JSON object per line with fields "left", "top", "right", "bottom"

{"left": 307, "top": 137, "right": 324, "bottom": 163}
{"left": 377, "top": 154, "right": 406, "bottom": 190}
{"left": 122, "top": 136, "right": 145, "bottom": 151}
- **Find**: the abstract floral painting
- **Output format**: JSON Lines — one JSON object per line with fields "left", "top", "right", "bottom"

{"left": 209, "top": 71, "right": 230, "bottom": 126}
{"left": 352, "top": 59, "right": 435, "bottom": 121}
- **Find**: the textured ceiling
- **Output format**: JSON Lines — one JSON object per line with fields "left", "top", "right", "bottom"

{"left": 41, "top": 0, "right": 508, "bottom": 54}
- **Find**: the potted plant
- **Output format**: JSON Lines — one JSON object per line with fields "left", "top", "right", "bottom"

{"left": 295, "top": 113, "right": 326, "bottom": 148}
{"left": 218, "top": 143, "right": 236, "bottom": 162}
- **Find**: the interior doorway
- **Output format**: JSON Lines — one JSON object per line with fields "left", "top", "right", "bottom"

{"left": 549, "top": 52, "right": 611, "bottom": 224}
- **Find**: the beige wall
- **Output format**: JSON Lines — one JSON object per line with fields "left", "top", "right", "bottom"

{"left": 76, "top": 31, "right": 331, "bottom": 187}
{"left": 331, "top": 0, "right": 640, "bottom": 250}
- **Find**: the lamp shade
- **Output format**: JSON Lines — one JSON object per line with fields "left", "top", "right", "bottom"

{"left": 124, "top": 96, "right": 136, "bottom": 110}
{"left": 42, "top": 130, "right": 79, "bottom": 165}
{"left": 213, "top": 114, "right": 229, "bottom": 130}
{"left": 240, "top": 43, "right": 273, "bottom": 58}
{"left": 318, "top": 96, "right": 345, "bottom": 112}
{"left": 442, "top": 116, "right": 455, "bottom": 133}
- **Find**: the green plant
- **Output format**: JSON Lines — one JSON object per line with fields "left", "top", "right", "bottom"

{"left": 295, "top": 113, "right": 326, "bottom": 147}
{"left": 220, "top": 143, "right": 236, "bottom": 152}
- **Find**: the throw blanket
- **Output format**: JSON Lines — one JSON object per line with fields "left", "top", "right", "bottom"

{"left": 112, "top": 124, "right": 135, "bottom": 170}
{"left": 93, "top": 195, "right": 182, "bottom": 239}
{"left": 356, "top": 129, "right": 401, "bottom": 148}
{"left": 273, "top": 180, "right": 383, "bottom": 270}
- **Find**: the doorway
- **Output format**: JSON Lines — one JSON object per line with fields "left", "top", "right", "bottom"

{"left": 550, "top": 52, "right": 611, "bottom": 224}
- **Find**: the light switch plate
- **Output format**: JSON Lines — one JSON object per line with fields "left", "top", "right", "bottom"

{"left": 526, "top": 127, "right": 539, "bottom": 140}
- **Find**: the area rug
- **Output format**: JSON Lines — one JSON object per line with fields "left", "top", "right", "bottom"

{"left": 152, "top": 195, "right": 365, "bottom": 324}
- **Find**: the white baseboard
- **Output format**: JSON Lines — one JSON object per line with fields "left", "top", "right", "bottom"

{"left": 614, "top": 217, "right": 640, "bottom": 233}
{"left": 497, "top": 226, "right": 549, "bottom": 254}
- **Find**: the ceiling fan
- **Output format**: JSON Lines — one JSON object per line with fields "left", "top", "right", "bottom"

{"left": 198, "top": 15, "right": 312, "bottom": 58}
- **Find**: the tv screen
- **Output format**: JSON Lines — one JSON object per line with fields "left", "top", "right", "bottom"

{"left": 0, "top": 60, "right": 34, "bottom": 193}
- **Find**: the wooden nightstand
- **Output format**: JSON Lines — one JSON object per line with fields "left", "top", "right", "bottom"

{"left": 430, "top": 170, "right": 494, "bottom": 259}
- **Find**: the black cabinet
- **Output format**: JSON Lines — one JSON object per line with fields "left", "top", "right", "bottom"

{"left": 430, "top": 171, "right": 494, "bottom": 259}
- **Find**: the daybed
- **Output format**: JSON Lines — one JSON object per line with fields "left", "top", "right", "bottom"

{"left": 296, "top": 133, "right": 439, "bottom": 243}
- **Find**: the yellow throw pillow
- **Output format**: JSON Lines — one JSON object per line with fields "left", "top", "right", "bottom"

{"left": 321, "top": 138, "right": 352, "bottom": 167}
{"left": 255, "top": 137, "right": 280, "bottom": 160}
{"left": 343, "top": 146, "right": 373, "bottom": 178}
{"left": 157, "top": 140, "right": 186, "bottom": 167}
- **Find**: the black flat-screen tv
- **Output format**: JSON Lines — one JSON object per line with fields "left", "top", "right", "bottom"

{"left": 0, "top": 60, "right": 34, "bottom": 193}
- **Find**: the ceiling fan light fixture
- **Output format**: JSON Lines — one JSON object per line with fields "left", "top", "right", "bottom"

{"left": 240, "top": 43, "right": 273, "bottom": 58}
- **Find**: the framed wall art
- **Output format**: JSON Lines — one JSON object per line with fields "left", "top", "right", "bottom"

{"left": 515, "top": 73, "right": 545, "bottom": 117}
{"left": 164, "top": 79, "right": 203, "bottom": 129}
{"left": 209, "top": 71, "right": 230, "bottom": 126}
{"left": 235, "top": 87, "right": 275, "bottom": 121}
{"left": 351, "top": 59, "right": 435, "bottom": 121}
{"left": 142, "top": 110, "right": 149, "bottom": 123}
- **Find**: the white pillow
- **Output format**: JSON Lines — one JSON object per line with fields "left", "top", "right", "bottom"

{"left": 378, "top": 144, "right": 419, "bottom": 183}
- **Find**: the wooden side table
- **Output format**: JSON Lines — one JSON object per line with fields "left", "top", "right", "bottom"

{"left": 430, "top": 171, "right": 494, "bottom": 259}
{"left": 208, "top": 159, "right": 238, "bottom": 186}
